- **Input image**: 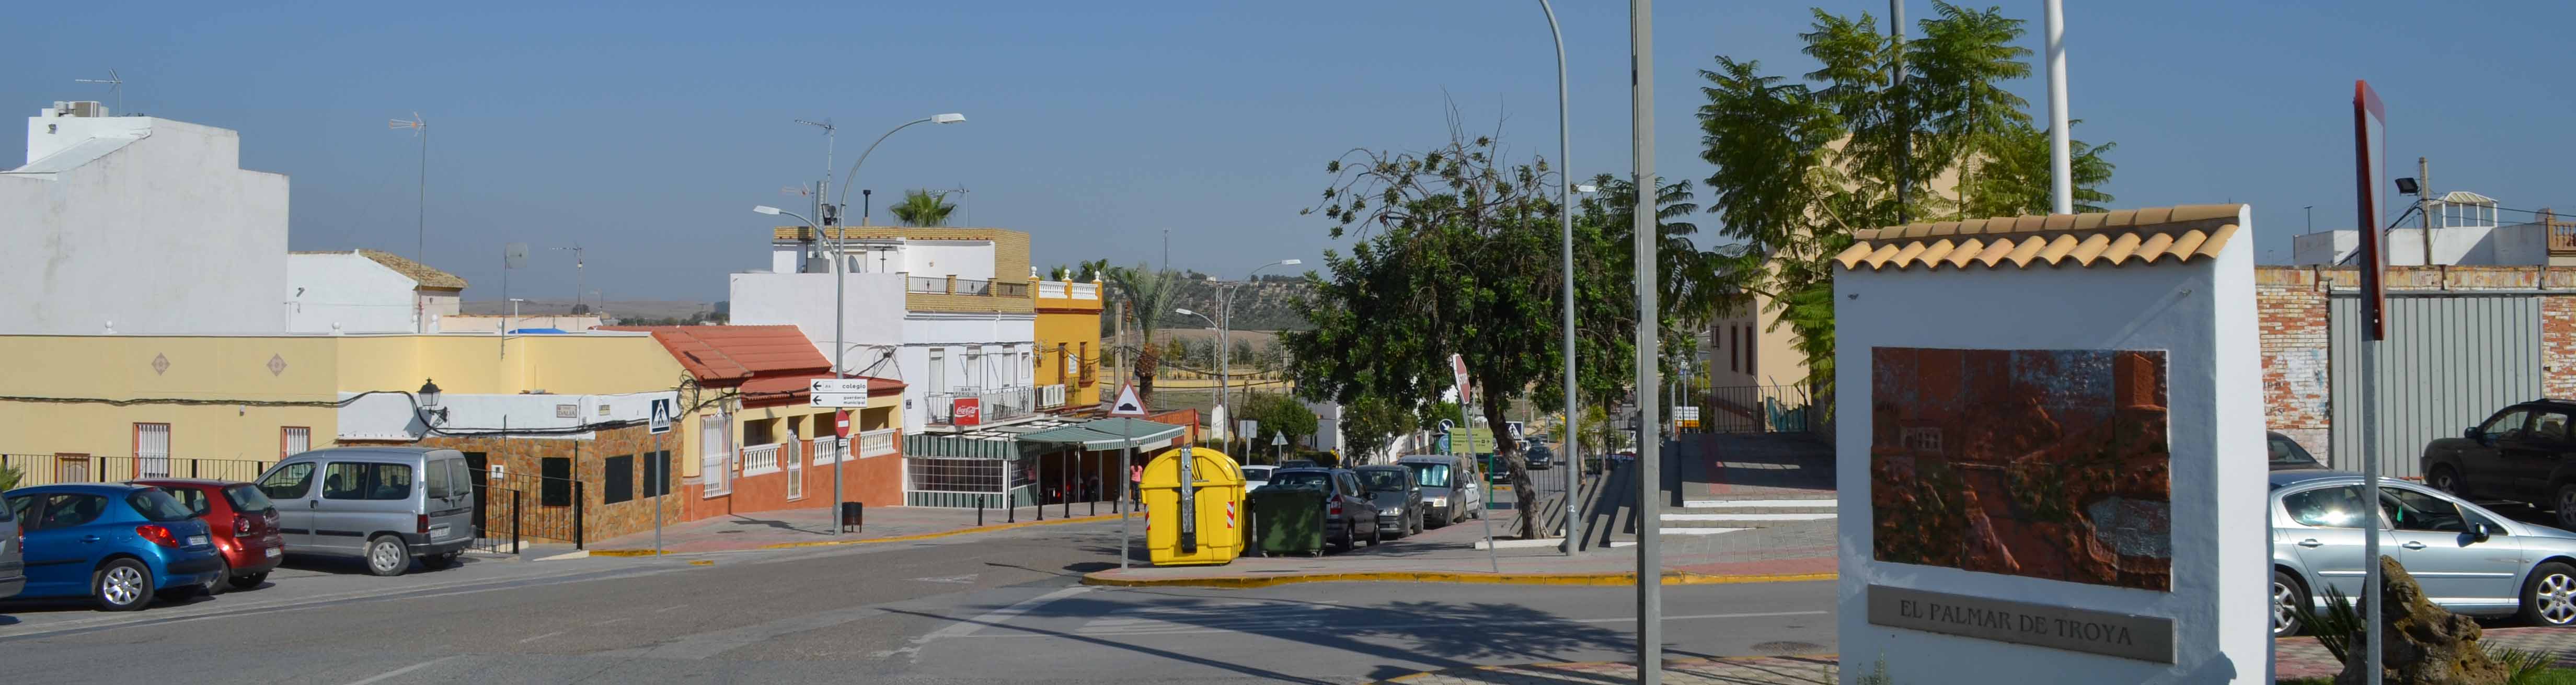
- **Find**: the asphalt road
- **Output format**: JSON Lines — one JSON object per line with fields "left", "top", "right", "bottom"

{"left": 0, "top": 518, "right": 1835, "bottom": 684}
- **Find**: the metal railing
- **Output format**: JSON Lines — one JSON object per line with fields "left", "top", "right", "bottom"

{"left": 907, "top": 276, "right": 949, "bottom": 293}
{"left": 2, "top": 454, "right": 273, "bottom": 487}
{"left": 927, "top": 387, "right": 1041, "bottom": 424}
{"left": 953, "top": 278, "right": 992, "bottom": 295}
{"left": 991, "top": 282, "right": 1029, "bottom": 298}
{"left": 857, "top": 428, "right": 899, "bottom": 459}
{"left": 741, "top": 443, "right": 783, "bottom": 473}
{"left": 1697, "top": 384, "right": 1815, "bottom": 434}
{"left": 481, "top": 469, "right": 585, "bottom": 549}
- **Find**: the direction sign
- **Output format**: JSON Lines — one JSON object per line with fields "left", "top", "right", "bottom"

{"left": 810, "top": 378, "right": 872, "bottom": 408}
{"left": 1237, "top": 419, "right": 1258, "bottom": 441}
{"left": 648, "top": 398, "right": 673, "bottom": 435}
{"left": 1109, "top": 384, "right": 1147, "bottom": 416}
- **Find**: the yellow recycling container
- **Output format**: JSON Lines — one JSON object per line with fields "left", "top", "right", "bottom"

{"left": 1142, "top": 446, "right": 1245, "bottom": 566}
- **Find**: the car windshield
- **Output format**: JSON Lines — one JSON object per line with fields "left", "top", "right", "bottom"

{"left": 1359, "top": 470, "right": 1407, "bottom": 492}
{"left": 1268, "top": 472, "right": 1332, "bottom": 490}
{"left": 2269, "top": 435, "right": 2322, "bottom": 466}
{"left": 224, "top": 483, "right": 276, "bottom": 513}
{"left": 1406, "top": 463, "right": 1452, "bottom": 488}
{"left": 127, "top": 489, "right": 198, "bottom": 522}
{"left": 1241, "top": 467, "right": 1273, "bottom": 481}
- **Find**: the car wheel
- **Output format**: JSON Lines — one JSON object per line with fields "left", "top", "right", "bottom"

{"left": 421, "top": 552, "right": 459, "bottom": 570}
{"left": 2272, "top": 570, "right": 2308, "bottom": 637}
{"left": 2428, "top": 466, "right": 2467, "bottom": 497}
{"left": 2521, "top": 562, "right": 2576, "bottom": 628}
{"left": 365, "top": 535, "right": 411, "bottom": 577}
{"left": 228, "top": 572, "right": 268, "bottom": 590}
{"left": 2556, "top": 485, "right": 2576, "bottom": 530}
{"left": 93, "top": 559, "right": 154, "bottom": 611}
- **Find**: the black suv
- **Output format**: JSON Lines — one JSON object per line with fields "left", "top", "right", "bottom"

{"left": 2421, "top": 399, "right": 2576, "bottom": 527}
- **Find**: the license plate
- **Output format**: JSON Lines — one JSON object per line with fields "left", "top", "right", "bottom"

{"left": 186, "top": 535, "right": 209, "bottom": 547}
{"left": 264, "top": 547, "right": 281, "bottom": 558}
{"left": 430, "top": 524, "right": 453, "bottom": 540}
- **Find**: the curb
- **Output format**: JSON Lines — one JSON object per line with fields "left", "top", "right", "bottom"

{"left": 1079, "top": 568, "right": 1833, "bottom": 589}
{"left": 589, "top": 512, "right": 1128, "bottom": 557}
{"left": 1369, "top": 654, "right": 1839, "bottom": 684}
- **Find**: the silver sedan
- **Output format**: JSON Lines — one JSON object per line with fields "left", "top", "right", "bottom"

{"left": 2271, "top": 469, "right": 2576, "bottom": 636}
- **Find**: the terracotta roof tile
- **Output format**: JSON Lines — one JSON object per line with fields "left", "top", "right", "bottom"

{"left": 597, "top": 325, "right": 830, "bottom": 383}
{"left": 1837, "top": 204, "right": 2245, "bottom": 272}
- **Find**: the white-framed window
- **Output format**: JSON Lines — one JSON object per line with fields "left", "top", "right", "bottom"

{"left": 280, "top": 426, "right": 310, "bottom": 459}
{"left": 929, "top": 349, "right": 947, "bottom": 393}
{"left": 700, "top": 413, "right": 732, "bottom": 497}
{"left": 966, "top": 349, "right": 984, "bottom": 389}
{"left": 134, "top": 423, "right": 171, "bottom": 478}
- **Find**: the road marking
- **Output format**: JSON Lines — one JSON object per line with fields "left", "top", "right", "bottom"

{"left": 1661, "top": 513, "right": 1836, "bottom": 521}
{"left": 965, "top": 609, "right": 1828, "bottom": 639}
{"left": 912, "top": 574, "right": 979, "bottom": 584}
{"left": 921, "top": 586, "right": 1092, "bottom": 641}
{"left": 515, "top": 631, "right": 565, "bottom": 644}
{"left": 1660, "top": 527, "right": 1750, "bottom": 536}
{"left": 595, "top": 617, "right": 632, "bottom": 625}
{"left": 654, "top": 604, "right": 689, "bottom": 613}
{"left": 342, "top": 656, "right": 457, "bottom": 685}
{"left": 1683, "top": 498, "right": 1835, "bottom": 508}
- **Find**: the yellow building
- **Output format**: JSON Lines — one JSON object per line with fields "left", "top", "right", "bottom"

{"left": 1034, "top": 278, "right": 1106, "bottom": 408}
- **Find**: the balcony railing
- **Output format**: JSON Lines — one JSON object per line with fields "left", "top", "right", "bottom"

{"left": 992, "top": 282, "right": 1029, "bottom": 297}
{"left": 1038, "top": 384, "right": 1066, "bottom": 409}
{"left": 857, "top": 427, "right": 899, "bottom": 458}
{"left": 1038, "top": 281, "right": 1067, "bottom": 298}
{"left": 907, "top": 276, "right": 949, "bottom": 293}
{"left": 1068, "top": 282, "right": 1099, "bottom": 299}
{"left": 2548, "top": 212, "right": 2576, "bottom": 256}
{"left": 928, "top": 387, "right": 1042, "bottom": 425}
{"left": 741, "top": 443, "right": 783, "bottom": 474}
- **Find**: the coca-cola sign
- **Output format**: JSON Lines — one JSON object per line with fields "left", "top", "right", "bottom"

{"left": 952, "top": 398, "right": 983, "bottom": 426}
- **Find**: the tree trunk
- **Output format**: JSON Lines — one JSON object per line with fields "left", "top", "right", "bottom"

{"left": 1480, "top": 391, "right": 1538, "bottom": 540}
{"left": 1136, "top": 345, "right": 1160, "bottom": 409}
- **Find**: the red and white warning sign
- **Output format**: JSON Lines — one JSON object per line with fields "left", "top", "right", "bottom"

{"left": 1225, "top": 501, "right": 1238, "bottom": 529}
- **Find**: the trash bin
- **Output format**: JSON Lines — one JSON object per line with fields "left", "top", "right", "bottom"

{"left": 840, "top": 502, "right": 864, "bottom": 532}
{"left": 1247, "top": 485, "right": 1326, "bottom": 557}
{"left": 1142, "top": 445, "right": 1245, "bottom": 566}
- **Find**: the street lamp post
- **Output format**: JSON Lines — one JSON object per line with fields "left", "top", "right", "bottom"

{"left": 1179, "top": 259, "right": 1301, "bottom": 457}
{"left": 1536, "top": 0, "right": 1585, "bottom": 559}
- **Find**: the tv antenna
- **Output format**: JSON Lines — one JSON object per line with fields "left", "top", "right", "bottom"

{"left": 944, "top": 184, "right": 973, "bottom": 225}
{"left": 553, "top": 243, "right": 588, "bottom": 314}
{"left": 74, "top": 69, "right": 124, "bottom": 114}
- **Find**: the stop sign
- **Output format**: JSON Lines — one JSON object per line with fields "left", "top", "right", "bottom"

{"left": 835, "top": 410, "right": 852, "bottom": 438}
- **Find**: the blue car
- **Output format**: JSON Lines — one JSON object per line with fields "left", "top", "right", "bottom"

{"left": 3, "top": 484, "right": 224, "bottom": 611}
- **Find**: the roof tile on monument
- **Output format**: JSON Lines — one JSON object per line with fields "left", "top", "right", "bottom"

{"left": 1837, "top": 204, "right": 2246, "bottom": 272}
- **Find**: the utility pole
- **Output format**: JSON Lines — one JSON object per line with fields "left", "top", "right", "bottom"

{"left": 2419, "top": 157, "right": 2434, "bottom": 265}
{"left": 1629, "top": 0, "right": 1662, "bottom": 682}
{"left": 2044, "top": 0, "right": 2072, "bottom": 215}
{"left": 1890, "top": 0, "right": 1908, "bottom": 223}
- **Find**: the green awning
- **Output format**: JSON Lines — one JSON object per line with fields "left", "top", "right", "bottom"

{"left": 1017, "top": 417, "right": 1186, "bottom": 450}
{"left": 904, "top": 433, "right": 1032, "bottom": 460}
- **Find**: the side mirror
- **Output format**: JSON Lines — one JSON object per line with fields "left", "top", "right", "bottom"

{"left": 2470, "top": 522, "right": 2494, "bottom": 543}
{"left": 2465, "top": 426, "right": 2481, "bottom": 439}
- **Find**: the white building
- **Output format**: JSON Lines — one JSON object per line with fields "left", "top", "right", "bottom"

{"left": 285, "top": 249, "right": 467, "bottom": 333}
{"left": 1, "top": 101, "right": 289, "bottom": 334}
{"left": 2288, "top": 191, "right": 2569, "bottom": 266}
{"left": 731, "top": 226, "right": 1051, "bottom": 434}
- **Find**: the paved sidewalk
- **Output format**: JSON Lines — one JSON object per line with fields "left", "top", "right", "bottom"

{"left": 1082, "top": 513, "right": 1835, "bottom": 587}
{"left": 589, "top": 502, "right": 1123, "bottom": 555}
{"left": 1376, "top": 629, "right": 2576, "bottom": 683}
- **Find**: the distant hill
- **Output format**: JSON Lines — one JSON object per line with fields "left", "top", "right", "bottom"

{"left": 1157, "top": 279, "right": 1312, "bottom": 332}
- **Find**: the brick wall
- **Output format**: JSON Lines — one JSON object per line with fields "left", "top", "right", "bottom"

{"left": 2549, "top": 297, "right": 2576, "bottom": 399}
{"left": 2256, "top": 268, "right": 2331, "bottom": 454}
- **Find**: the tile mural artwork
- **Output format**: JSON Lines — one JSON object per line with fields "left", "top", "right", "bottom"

{"left": 1870, "top": 347, "right": 2173, "bottom": 591}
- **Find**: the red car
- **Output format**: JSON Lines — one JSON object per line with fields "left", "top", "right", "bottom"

{"left": 130, "top": 479, "right": 283, "bottom": 591}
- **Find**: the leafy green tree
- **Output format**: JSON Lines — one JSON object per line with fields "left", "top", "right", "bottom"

{"left": 1961, "top": 121, "right": 2118, "bottom": 217}
{"left": 890, "top": 189, "right": 957, "bottom": 226}
{"left": 1910, "top": 2, "right": 2032, "bottom": 216}
{"left": 1338, "top": 394, "right": 1410, "bottom": 465}
{"left": 1103, "top": 264, "right": 1180, "bottom": 407}
{"left": 0, "top": 462, "right": 20, "bottom": 492}
{"left": 1241, "top": 392, "right": 1319, "bottom": 454}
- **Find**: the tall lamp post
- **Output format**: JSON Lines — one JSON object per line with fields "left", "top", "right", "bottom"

{"left": 1178, "top": 258, "right": 1302, "bottom": 457}
{"left": 1535, "top": 0, "right": 1587, "bottom": 559}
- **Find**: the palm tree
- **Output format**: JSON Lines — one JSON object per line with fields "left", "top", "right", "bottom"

{"left": 1103, "top": 264, "right": 1178, "bottom": 408}
{"left": 890, "top": 189, "right": 957, "bottom": 226}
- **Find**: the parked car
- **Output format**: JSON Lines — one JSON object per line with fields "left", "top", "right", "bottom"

{"left": 1355, "top": 465, "right": 1424, "bottom": 539}
{"left": 2268, "top": 431, "right": 2325, "bottom": 471}
{"left": 256, "top": 447, "right": 477, "bottom": 576}
{"left": 1262, "top": 468, "right": 1381, "bottom": 551}
{"left": 132, "top": 479, "right": 283, "bottom": 591}
{"left": 1240, "top": 466, "right": 1275, "bottom": 492}
{"left": 2, "top": 483, "right": 224, "bottom": 610}
{"left": 1525, "top": 443, "right": 1557, "bottom": 471}
{"left": 1397, "top": 454, "right": 1484, "bottom": 527}
{"left": 2270, "top": 469, "right": 2576, "bottom": 637}
{"left": 0, "top": 491, "right": 21, "bottom": 600}
{"left": 2419, "top": 400, "right": 2576, "bottom": 527}
{"left": 1278, "top": 459, "right": 1320, "bottom": 470}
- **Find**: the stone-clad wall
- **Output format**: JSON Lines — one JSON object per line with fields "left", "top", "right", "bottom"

{"left": 423, "top": 424, "right": 682, "bottom": 544}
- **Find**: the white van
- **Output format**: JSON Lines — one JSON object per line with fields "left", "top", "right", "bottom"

{"left": 1396, "top": 454, "right": 1484, "bottom": 527}
{"left": 256, "top": 447, "right": 477, "bottom": 576}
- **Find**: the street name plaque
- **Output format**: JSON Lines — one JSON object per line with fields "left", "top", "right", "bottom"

{"left": 1865, "top": 585, "right": 2174, "bottom": 664}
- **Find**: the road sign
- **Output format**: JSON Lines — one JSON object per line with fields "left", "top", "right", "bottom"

{"left": 648, "top": 398, "right": 673, "bottom": 435}
{"left": 835, "top": 410, "right": 852, "bottom": 439}
{"left": 1505, "top": 421, "right": 1525, "bottom": 440}
{"left": 1237, "top": 419, "right": 1258, "bottom": 440}
{"left": 1271, "top": 432, "right": 1287, "bottom": 447}
{"left": 809, "top": 379, "right": 871, "bottom": 408}
{"left": 2354, "top": 80, "right": 2389, "bottom": 341}
{"left": 1450, "top": 354, "right": 1472, "bottom": 403}
{"left": 952, "top": 397, "right": 983, "bottom": 426}
{"left": 1109, "top": 384, "right": 1147, "bottom": 416}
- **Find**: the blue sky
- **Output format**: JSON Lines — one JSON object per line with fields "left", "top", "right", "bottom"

{"left": 7, "top": 2, "right": 2570, "bottom": 301}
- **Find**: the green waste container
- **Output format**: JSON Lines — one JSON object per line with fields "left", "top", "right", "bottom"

{"left": 1248, "top": 486, "right": 1327, "bottom": 558}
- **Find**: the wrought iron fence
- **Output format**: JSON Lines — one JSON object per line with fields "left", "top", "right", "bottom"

{"left": 1697, "top": 385, "right": 1815, "bottom": 434}
{"left": 991, "top": 281, "right": 1029, "bottom": 298}
{"left": 1, "top": 454, "right": 273, "bottom": 487}
{"left": 479, "top": 468, "right": 585, "bottom": 549}
{"left": 907, "top": 276, "right": 949, "bottom": 293}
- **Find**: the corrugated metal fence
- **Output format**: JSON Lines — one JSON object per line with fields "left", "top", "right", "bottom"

{"left": 2328, "top": 292, "right": 2542, "bottom": 477}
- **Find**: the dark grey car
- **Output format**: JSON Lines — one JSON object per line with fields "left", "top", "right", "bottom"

{"left": 1355, "top": 466, "right": 1423, "bottom": 539}
{"left": 1266, "top": 468, "right": 1381, "bottom": 551}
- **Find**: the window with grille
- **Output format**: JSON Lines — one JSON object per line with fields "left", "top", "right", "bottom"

{"left": 904, "top": 457, "right": 1008, "bottom": 494}
{"left": 280, "top": 426, "right": 310, "bottom": 460}
{"left": 133, "top": 423, "right": 170, "bottom": 478}
{"left": 700, "top": 414, "right": 732, "bottom": 497}
{"left": 540, "top": 457, "right": 572, "bottom": 506}
{"left": 929, "top": 349, "right": 948, "bottom": 393}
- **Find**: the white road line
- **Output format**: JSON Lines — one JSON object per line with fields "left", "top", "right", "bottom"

{"left": 1661, "top": 513, "right": 1836, "bottom": 521}
{"left": 595, "top": 617, "right": 631, "bottom": 626}
{"left": 1683, "top": 499, "right": 1836, "bottom": 508}
{"left": 342, "top": 656, "right": 458, "bottom": 685}
{"left": 961, "top": 609, "right": 1828, "bottom": 639}
{"left": 920, "top": 586, "right": 1093, "bottom": 641}
{"left": 515, "top": 631, "right": 565, "bottom": 644}
{"left": 654, "top": 604, "right": 689, "bottom": 613}
{"left": 1658, "top": 527, "right": 1749, "bottom": 536}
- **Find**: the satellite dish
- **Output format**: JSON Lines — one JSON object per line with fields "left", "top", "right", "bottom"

{"left": 503, "top": 242, "right": 529, "bottom": 269}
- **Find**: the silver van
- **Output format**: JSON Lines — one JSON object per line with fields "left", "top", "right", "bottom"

{"left": 1397, "top": 454, "right": 1484, "bottom": 527}
{"left": 256, "top": 447, "right": 477, "bottom": 576}
{"left": 0, "top": 493, "right": 22, "bottom": 598}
